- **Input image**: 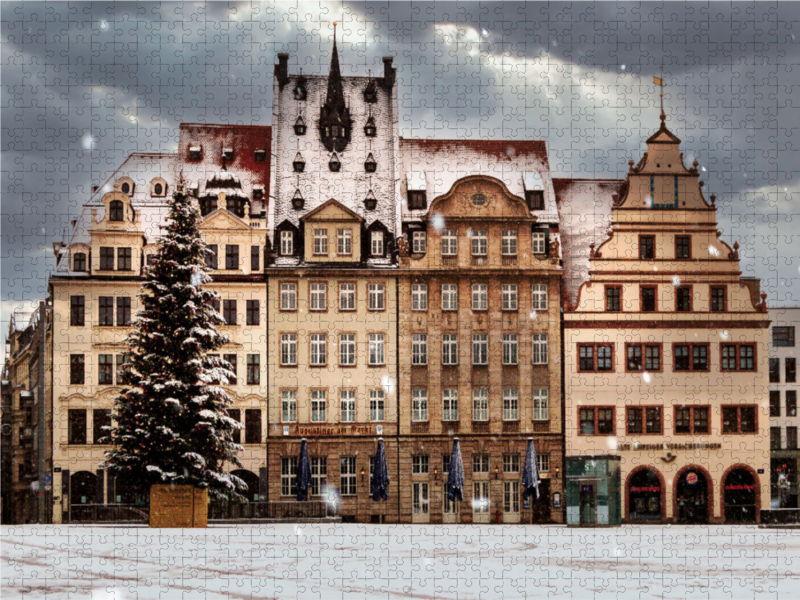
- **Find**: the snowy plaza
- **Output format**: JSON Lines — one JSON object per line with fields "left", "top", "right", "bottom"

{"left": 2, "top": 523, "right": 799, "bottom": 599}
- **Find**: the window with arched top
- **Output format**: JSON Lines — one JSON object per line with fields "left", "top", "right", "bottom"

{"left": 109, "top": 200, "right": 124, "bottom": 222}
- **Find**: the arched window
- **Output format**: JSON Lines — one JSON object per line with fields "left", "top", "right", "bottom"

{"left": 154, "top": 183, "right": 164, "bottom": 196}
{"left": 120, "top": 182, "right": 130, "bottom": 195}
{"left": 109, "top": 200, "right": 124, "bottom": 222}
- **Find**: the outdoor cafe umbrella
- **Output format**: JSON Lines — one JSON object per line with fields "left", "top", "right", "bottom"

{"left": 296, "top": 438, "right": 312, "bottom": 501}
{"left": 446, "top": 437, "right": 465, "bottom": 502}
{"left": 522, "top": 437, "right": 541, "bottom": 502}
{"left": 371, "top": 437, "right": 390, "bottom": 501}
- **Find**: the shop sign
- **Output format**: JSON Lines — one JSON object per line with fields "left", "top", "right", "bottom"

{"left": 630, "top": 487, "right": 660, "bottom": 492}
{"left": 686, "top": 473, "right": 698, "bottom": 485}
{"left": 295, "top": 424, "right": 374, "bottom": 436}
{"left": 724, "top": 485, "right": 755, "bottom": 491}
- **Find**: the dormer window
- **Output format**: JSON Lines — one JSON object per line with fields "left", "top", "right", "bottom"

{"left": 200, "top": 197, "right": 217, "bottom": 216}
{"left": 254, "top": 149, "right": 266, "bottom": 162}
{"left": 294, "top": 116, "right": 307, "bottom": 135}
{"left": 364, "top": 116, "right": 377, "bottom": 137}
{"left": 328, "top": 152, "right": 341, "bottom": 172}
{"left": 280, "top": 230, "right": 294, "bottom": 256}
{"left": 109, "top": 200, "right": 124, "bottom": 222}
{"left": 293, "top": 152, "right": 305, "bottom": 173}
{"left": 153, "top": 183, "right": 164, "bottom": 197}
{"left": 407, "top": 172, "right": 427, "bottom": 210}
{"left": 364, "top": 189, "right": 377, "bottom": 211}
{"left": 371, "top": 231, "right": 384, "bottom": 257}
{"left": 408, "top": 191, "right": 426, "bottom": 211}
{"left": 364, "top": 153, "right": 377, "bottom": 173}
{"left": 222, "top": 147, "right": 234, "bottom": 161}
{"left": 189, "top": 145, "right": 202, "bottom": 160}
{"left": 252, "top": 185, "right": 264, "bottom": 200}
{"left": 226, "top": 196, "right": 246, "bottom": 218}
{"left": 292, "top": 189, "right": 304, "bottom": 210}
{"left": 120, "top": 182, "right": 131, "bottom": 195}
{"left": 73, "top": 252, "right": 87, "bottom": 272}
{"left": 523, "top": 171, "right": 545, "bottom": 210}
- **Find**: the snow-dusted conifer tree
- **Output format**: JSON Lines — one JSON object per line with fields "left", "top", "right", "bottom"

{"left": 102, "top": 177, "right": 244, "bottom": 499}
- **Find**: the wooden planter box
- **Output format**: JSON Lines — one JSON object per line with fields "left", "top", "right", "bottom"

{"left": 149, "top": 484, "right": 208, "bottom": 528}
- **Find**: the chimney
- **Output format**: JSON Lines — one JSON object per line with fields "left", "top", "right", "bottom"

{"left": 275, "top": 53, "right": 289, "bottom": 88}
{"left": 382, "top": 56, "right": 395, "bottom": 89}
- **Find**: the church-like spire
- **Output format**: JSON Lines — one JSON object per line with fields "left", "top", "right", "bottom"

{"left": 325, "top": 22, "right": 345, "bottom": 111}
{"left": 319, "top": 22, "right": 352, "bottom": 153}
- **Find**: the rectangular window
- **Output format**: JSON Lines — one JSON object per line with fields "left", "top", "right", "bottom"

{"left": 246, "top": 300, "right": 259, "bottom": 325}
{"left": 281, "top": 457, "right": 298, "bottom": 497}
{"left": 472, "top": 388, "right": 488, "bottom": 421}
{"left": 100, "top": 247, "right": 114, "bottom": 270}
{"left": 280, "top": 333, "right": 297, "bottom": 366}
{"left": 92, "top": 409, "right": 111, "bottom": 444}
{"left": 537, "top": 454, "right": 551, "bottom": 474}
{"left": 73, "top": 252, "right": 86, "bottom": 272}
{"left": 280, "top": 231, "right": 294, "bottom": 256}
{"left": 309, "top": 282, "right": 327, "bottom": 311}
{"left": 70, "top": 354, "right": 85, "bottom": 385}
{"left": 280, "top": 282, "right": 297, "bottom": 311}
{"left": 281, "top": 390, "right": 297, "bottom": 422}
{"left": 338, "top": 282, "right": 356, "bottom": 311}
{"left": 223, "top": 300, "right": 237, "bottom": 325}
{"left": 787, "top": 358, "right": 797, "bottom": 383}
{"left": 442, "top": 284, "right": 458, "bottom": 311}
{"left": 223, "top": 353, "right": 237, "bottom": 385}
{"left": 368, "top": 283, "right": 385, "bottom": 311}
{"left": 313, "top": 229, "right": 328, "bottom": 255}
{"left": 473, "top": 454, "right": 490, "bottom": 474}
{"left": 532, "top": 334, "right": 548, "bottom": 365}
{"left": 472, "top": 334, "right": 488, "bottom": 366}
{"left": 412, "top": 231, "right": 427, "bottom": 254}
{"left": 471, "top": 230, "right": 487, "bottom": 256}
{"left": 531, "top": 231, "right": 546, "bottom": 254}
{"left": 205, "top": 244, "right": 218, "bottom": 269}
{"left": 411, "top": 283, "right": 428, "bottom": 311}
{"left": 531, "top": 284, "right": 548, "bottom": 310}
{"left": 627, "top": 407, "right": 643, "bottom": 434}
{"left": 769, "top": 358, "right": 780, "bottom": 383}
{"left": 675, "top": 235, "right": 691, "bottom": 259}
{"left": 721, "top": 344, "right": 755, "bottom": 371}
{"left": 70, "top": 296, "right": 85, "bottom": 327}
{"left": 722, "top": 405, "right": 757, "bottom": 434}
{"left": 503, "top": 453, "right": 520, "bottom": 473}
{"left": 628, "top": 407, "right": 662, "bottom": 434}
{"left": 502, "top": 334, "right": 518, "bottom": 365}
{"left": 787, "top": 391, "right": 798, "bottom": 417}
{"left": 340, "top": 457, "right": 357, "bottom": 496}
{"left": 443, "top": 389, "right": 458, "bottom": 421}
{"left": 98, "top": 354, "right": 114, "bottom": 385}
{"left": 501, "top": 230, "right": 518, "bottom": 256}
{"left": 246, "top": 354, "right": 260, "bottom": 385}
{"left": 337, "top": 229, "right": 352, "bottom": 255}
{"left": 412, "top": 389, "right": 428, "bottom": 422}
{"left": 228, "top": 409, "right": 241, "bottom": 443}
{"left": 579, "top": 406, "right": 615, "bottom": 435}
{"left": 368, "top": 333, "right": 385, "bottom": 366}
{"left": 639, "top": 235, "right": 655, "bottom": 259}
{"left": 533, "top": 388, "right": 549, "bottom": 421}
{"left": 771, "top": 427, "right": 781, "bottom": 450}
{"left": 68, "top": 409, "right": 87, "bottom": 444}
{"left": 641, "top": 286, "right": 657, "bottom": 312}
{"left": 578, "top": 344, "right": 613, "bottom": 372}
{"left": 225, "top": 245, "right": 239, "bottom": 270}
{"left": 441, "top": 230, "right": 458, "bottom": 256}
{"left": 503, "top": 388, "right": 519, "bottom": 421}
{"left": 412, "top": 455, "right": 430, "bottom": 475}
{"left": 245, "top": 409, "right": 261, "bottom": 443}
{"left": 117, "top": 247, "right": 132, "bottom": 271}
{"left": 676, "top": 287, "right": 692, "bottom": 312}
{"left": 369, "top": 389, "right": 385, "bottom": 421}
{"left": 116, "top": 297, "right": 131, "bottom": 326}
{"left": 340, "top": 389, "right": 355, "bottom": 422}
{"left": 311, "top": 457, "right": 327, "bottom": 496}
{"left": 504, "top": 481, "right": 520, "bottom": 514}
{"left": 472, "top": 284, "right": 488, "bottom": 311}
{"left": 673, "top": 343, "right": 709, "bottom": 372}
{"left": 311, "top": 389, "right": 327, "bottom": 423}
{"left": 442, "top": 334, "right": 458, "bottom": 365}
{"left": 412, "top": 334, "right": 428, "bottom": 366}
{"left": 99, "top": 296, "right": 114, "bottom": 326}
{"left": 502, "top": 284, "right": 518, "bottom": 311}
{"left": 770, "top": 391, "right": 781, "bottom": 417}
{"left": 675, "top": 406, "right": 709, "bottom": 434}
{"left": 250, "top": 246, "right": 260, "bottom": 271}
{"left": 773, "top": 327, "right": 796, "bottom": 347}
{"left": 605, "top": 286, "right": 621, "bottom": 312}
{"left": 711, "top": 286, "right": 726, "bottom": 312}
{"left": 626, "top": 343, "right": 661, "bottom": 372}
{"left": 788, "top": 427, "right": 798, "bottom": 450}
{"left": 310, "top": 334, "right": 327, "bottom": 366}
{"left": 339, "top": 333, "right": 356, "bottom": 366}
{"left": 371, "top": 231, "right": 384, "bottom": 256}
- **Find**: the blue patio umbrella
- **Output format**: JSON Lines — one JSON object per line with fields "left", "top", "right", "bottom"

{"left": 371, "top": 437, "right": 390, "bottom": 501}
{"left": 522, "top": 437, "right": 541, "bottom": 502}
{"left": 296, "top": 438, "right": 312, "bottom": 501}
{"left": 446, "top": 437, "right": 465, "bottom": 502}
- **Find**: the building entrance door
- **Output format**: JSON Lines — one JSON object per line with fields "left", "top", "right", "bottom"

{"left": 579, "top": 483, "right": 596, "bottom": 525}
{"left": 724, "top": 468, "right": 757, "bottom": 523}
{"left": 676, "top": 470, "right": 709, "bottom": 524}
{"left": 412, "top": 482, "right": 429, "bottom": 523}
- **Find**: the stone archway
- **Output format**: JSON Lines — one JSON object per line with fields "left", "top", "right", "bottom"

{"left": 625, "top": 466, "right": 666, "bottom": 522}
{"left": 673, "top": 465, "right": 713, "bottom": 524}
{"left": 721, "top": 464, "right": 760, "bottom": 524}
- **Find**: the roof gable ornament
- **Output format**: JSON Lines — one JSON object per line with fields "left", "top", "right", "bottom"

{"left": 319, "top": 22, "right": 352, "bottom": 153}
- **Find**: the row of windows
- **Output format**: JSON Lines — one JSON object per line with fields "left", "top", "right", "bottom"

{"left": 405, "top": 229, "right": 549, "bottom": 257}
{"left": 410, "top": 333, "right": 549, "bottom": 366}
{"left": 98, "top": 247, "right": 133, "bottom": 271}
{"left": 579, "top": 405, "right": 758, "bottom": 436}
{"left": 769, "top": 357, "right": 797, "bottom": 383}
{"left": 71, "top": 296, "right": 261, "bottom": 327}
{"left": 577, "top": 342, "right": 757, "bottom": 373}
{"left": 279, "top": 333, "right": 387, "bottom": 367}
{"left": 279, "top": 230, "right": 388, "bottom": 258}
{"left": 635, "top": 235, "right": 696, "bottom": 260}
{"left": 769, "top": 390, "right": 798, "bottom": 417}
{"left": 604, "top": 284, "right": 729, "bottom": 313}
{"left": 279, "top": 282, "right": 387, "bottom": 311}
{"left": 280, "top": 388, "right": 386, "bottom": 423}
{"left": 410, "top": 388, "right": 549, "bottom": 422}
{"left": 204, "top": 244, "right": 261, "bottom": 271}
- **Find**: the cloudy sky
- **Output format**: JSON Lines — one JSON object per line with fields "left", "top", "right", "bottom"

{"left": 2, "top": 1, "right": 799, "bottom": 346}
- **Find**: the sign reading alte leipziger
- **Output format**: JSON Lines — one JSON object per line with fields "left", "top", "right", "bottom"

{"left": 616, "top": 443, "right": 723, "bottom": 452}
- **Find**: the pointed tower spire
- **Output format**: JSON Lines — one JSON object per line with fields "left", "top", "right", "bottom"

{"left": 325, "top": 22, "right": 345, "bottom": 110}
{"left": 319, "top": 21, "right": 352, "bottom": 152}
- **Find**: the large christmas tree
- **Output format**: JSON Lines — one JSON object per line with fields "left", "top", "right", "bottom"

{"left": 102, "top": 178, "right": 244, "bottom": 499}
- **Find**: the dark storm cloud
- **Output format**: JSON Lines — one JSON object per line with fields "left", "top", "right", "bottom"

{"left": 2, "top": 1, "right": 799, "bottom": 344}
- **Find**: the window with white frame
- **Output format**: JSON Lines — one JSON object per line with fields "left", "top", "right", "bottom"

{"left": 442, "top": 334, "right": 458, "bottom": 365}
{"left": 368, "top": 282, "right": 385, "bottom": 310}
{"left": 442, "top": 284, "right": 458, "bottom": 311}
{"left": 311, "top": 457, "right": 327, "bottom": 496}
{"left": 340, "top": 457, "right": 357, "bottom": 496}
{"left": 340, "top": 389, "right": 355, "bottom": 422}
{"left": 412, "top": 283, "right": 428, "bottom": 311}
{"left": 471, "top": 230, "right": 487, "bottom": 256}
{"left": 503, "top": 388, "right": 519, "bottom": 420}
{"left": 533, "top": 388, "right": 549, "bottom": 421}
{"left": 281, "top": 457, "right": 298, "bottom": 496}
{"left": 532, "top": 284, "right": 548, "bottom": 310}
{"left": 412, "top": 389, "right": 428, "bottom": 421}
{"left": 371, "top": 231, "right": 384, "bottom": 256}
{"left": 368, "top": 333, "right": 385, "bottom": 365}
{"left": 281, "top": 282, "right": 297, "bottom": 310}
{"left": 339, "top": 333, "right": 356, "bottom": 366}
{"left": 443, "top": 389, "right": 458, "bottom": 421}
{"left": 412, "top": 334, "right": 428, "bottom": 365}
{"left": 503, "top": 453, "right": 520, "bottom": 473}
{"left": 501, "top": 230, "right": 518, "bottom": 255}
{"left": 473, "top": 388, "right": 489, "bottom": 421}
{"left": 339, "top": 282, "right": 356, "bottom": 311}
{"left": 281, "top": 389, "right": 297, "bottom": 422}
{"left": 532, "top": 334, "right": 548, "bottom": 365}
{"left": 337, "top": 229, "right": 352, "bottom": 255}
{"left": 280, "top": 230, "right": 294, "bottom": 256}
{"left": 310, "top": 333, "right": 327, "bottom": 366}
{"left": 474, "top": 482, "right": 490, "bottom": 513}
{"left": 370, "top": 389, "right": 385, "bottom": 421}
{"left": 412, "top": 231, "right": 427, "bottom": 254}
{"left": 313, "top": 229, "right": 328, "bottom": 255}
{"left": 532, "top": 231, "right": 546, "bottom": 254}
{"left": 280, "top": 333, "right": 297, "bottom": 366}
{"left": 504, "top": 481, "right": 520, "bottom": 514}
{"left": 309, "top": 282, "right": 327, "bottom": 311}
{"left": 472, "top": 334, "right": 488, "bottom": 365}
{"left": 473, "top": 454, "right": 490, "bottom": 473}
{"left": 537, "top": 453, "right": 551, "bottom": 473}
{"left": 412, "top": 455, "right": 430, "bottom": 475}
{"left": 441, "top": 229, "right": 458, "bottom": 256}
{"left": 472, "top": 284, "right": 488, "bottom": 311}
{"left": 311, "top": 389, "right": 327, "bottom": 422}
{"left": 502, "top": 334, "right": 518, "bottom": 365}
{"left": 502, "top": 284, "right": 518, "bottom": 311}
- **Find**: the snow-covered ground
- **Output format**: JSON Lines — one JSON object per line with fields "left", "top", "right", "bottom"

{"left": 2, "top": 523, "right": 799, "bottom": 599}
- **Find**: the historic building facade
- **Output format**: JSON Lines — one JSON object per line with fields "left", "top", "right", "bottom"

{"left": 563, "top": 111, "right": 771, "bottom": 525}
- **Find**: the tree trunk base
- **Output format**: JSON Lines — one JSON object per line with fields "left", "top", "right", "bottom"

{"left": 149, "top": 484, "right": 208, "bottom": 528}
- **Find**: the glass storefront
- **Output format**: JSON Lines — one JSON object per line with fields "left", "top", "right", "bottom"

{"left": 628, "top": 469, "right": 662, "bottom": 521}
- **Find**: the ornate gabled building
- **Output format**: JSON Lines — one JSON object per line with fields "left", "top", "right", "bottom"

{"left": 563, "top": 110, "right": 771, "bottom": 525}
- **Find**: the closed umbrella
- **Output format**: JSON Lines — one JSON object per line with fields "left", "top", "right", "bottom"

{"left": 371, "top": 438, "right": 390, "bottom": 501}
{"left": 446, "top": 437, "right": 465, "bottom": 502}
{"left": 522, "top": 437, "right": 541, "bottom": 502}
{"left": 296, "top": 438, "right": 312, "bottom": 501}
